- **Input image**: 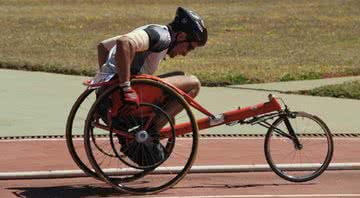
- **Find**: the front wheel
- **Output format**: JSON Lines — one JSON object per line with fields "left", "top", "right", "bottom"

{"left": 264, "top": 111, "right": 333, "bottom": 182}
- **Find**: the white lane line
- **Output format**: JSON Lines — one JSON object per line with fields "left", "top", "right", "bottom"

{"left": 1, "top": 163, "right": 360, "bottom": 179}
{"left": 2, "top": 137, "right": 360, "bottom": 142}
{"left": 0, "top": 138, "right": 67, "bottom": 142}
{"left": 149, "top": 194, "right": 360, "bottom": 198}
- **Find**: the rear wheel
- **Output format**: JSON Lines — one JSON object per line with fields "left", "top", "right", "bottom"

{"left": 66, "top": 88, "right": 99, "bottom": 179}
{"left": 66, "top": 87, "right": 148, "bottom": 183}
{"left": 264, "top": 111, "right": 333, "bottom": 182}
{"left": 84, "top": 79, "right": 199, "bottom": 194}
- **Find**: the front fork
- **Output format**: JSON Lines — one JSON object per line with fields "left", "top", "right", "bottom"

{"left": 282, "top": 110, "right": 302, "bottom": 150}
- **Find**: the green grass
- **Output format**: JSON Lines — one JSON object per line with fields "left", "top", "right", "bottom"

{"left": 297, "top": 80, "right": 360, "bottom": 99}
{"left": 1, "top": 0, "right": 360, "bottom": 85}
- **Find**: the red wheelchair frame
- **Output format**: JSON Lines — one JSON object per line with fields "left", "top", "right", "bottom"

{"left": 68, "top": 73, "right": 333, "bottom": 195}
{"left": 89, "top": 74, "right": 282, "bottom": 139}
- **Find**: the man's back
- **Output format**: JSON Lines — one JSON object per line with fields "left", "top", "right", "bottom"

{"left": 93, "top": 24, "right": 172, "bottom": 84}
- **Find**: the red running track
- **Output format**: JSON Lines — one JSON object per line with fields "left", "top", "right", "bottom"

{"left": 0, "top": 137, "right": 359, "bottom": 197}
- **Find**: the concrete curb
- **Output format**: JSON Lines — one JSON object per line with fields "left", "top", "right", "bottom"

{"left": 1, "top": 163, "right": 360, "bottom": 180}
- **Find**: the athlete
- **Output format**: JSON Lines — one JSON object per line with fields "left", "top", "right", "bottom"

{"left": 93, "top": 6, "right": 207, "bottom": 106}
{"left": 91, "top": 7, "right": 207, "bottom": 166}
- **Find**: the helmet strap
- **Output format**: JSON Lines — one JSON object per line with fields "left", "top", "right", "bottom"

{"left": 167, "top": 32, "right": 187, "bottom": 53}
{"left": 166, "top": 25, "right": 177, "bottom": 53}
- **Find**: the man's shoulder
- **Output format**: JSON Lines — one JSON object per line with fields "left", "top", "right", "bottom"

{"left": 135, "top": 24, "right": 171, "bottom": 52}
{"left": 135, "top": 24, "right": 168, "bottom": 32}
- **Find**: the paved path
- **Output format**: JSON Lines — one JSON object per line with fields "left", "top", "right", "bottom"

{"left": 228, "top": 76, "right": 360, "bottom": 92}
{"left": 1, "top": 69, "right": 360, "bottom": 137}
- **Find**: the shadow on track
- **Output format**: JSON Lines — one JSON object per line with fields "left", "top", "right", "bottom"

{"left": 173, "top": 182, "right": 316, "bottom": 190}
{"left": 8, "top": 185, "right": 123, "bottom": 198}
{"left": 8, "top": 183, "right": 315, "bottom": 198}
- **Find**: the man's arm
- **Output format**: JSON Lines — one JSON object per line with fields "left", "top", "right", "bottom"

{"left": 114, "top": 30, "right": 150, "bottom": 84}
{"left": 97, "top": 43, "right": 109, "bottom": 69}
{"left": 113, "top": 30, "right": 150, "bottom": 106}
{"left": 97, "top": 35, "right": 122, "bottom": 69}
{"left": 115, "top": 37, "right": 136, "bottom": 84}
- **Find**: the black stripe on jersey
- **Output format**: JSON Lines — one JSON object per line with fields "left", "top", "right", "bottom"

{"left": 144, "top": 25, "right": 171, "bottom": 52}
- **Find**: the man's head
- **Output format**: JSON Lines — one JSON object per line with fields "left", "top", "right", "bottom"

{"left": 167, "top": 7, "right": 207, "bottom": 58}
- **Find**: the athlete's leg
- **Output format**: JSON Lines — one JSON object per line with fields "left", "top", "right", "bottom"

{"left": 162, "top": 75, "right": 201, "bottom": 98}
{"left": 150, "top": 75, "right": 201, "bottom": 130}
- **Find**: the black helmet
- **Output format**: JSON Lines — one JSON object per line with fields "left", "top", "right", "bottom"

{"left": 173, "top": 7, "right": 207, "bottom": 46}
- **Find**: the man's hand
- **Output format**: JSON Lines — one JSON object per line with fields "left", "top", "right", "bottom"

{"left": 122, "top": 87, "right": 140, "bottom": 106}
{"left": 120, "top": 81, "right": 140, "bottom": 106}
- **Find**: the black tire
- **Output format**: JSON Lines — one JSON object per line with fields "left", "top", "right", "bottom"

{"left": 65, "top": 88, "right": 99, "bottom": 179}
{"left": 84, "top": 78, "right": 199, "bottom": 195}
{"left": 65, "top": 89, "right": 149, "bottom": 182}
{"left": 66, "top": 87, "right": 149, "bottom": 183}
{"left": 264, "top": 111, "right": 334, "bottom": 182}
